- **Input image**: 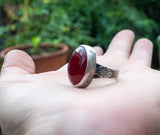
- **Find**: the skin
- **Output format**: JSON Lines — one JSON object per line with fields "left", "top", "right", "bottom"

{"left": 0, "top": 30, "right": 160, "bottom": 135}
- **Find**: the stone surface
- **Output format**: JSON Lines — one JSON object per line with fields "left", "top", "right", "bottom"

{"left": 68, "top": 46, "right": 87, "bottom": 85}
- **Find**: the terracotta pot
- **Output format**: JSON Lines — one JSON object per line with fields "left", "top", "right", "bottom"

{"left": 0, "top": 43, "right": 69, "bottom": 73}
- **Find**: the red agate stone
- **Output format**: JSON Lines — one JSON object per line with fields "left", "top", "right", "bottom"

{"left": 68, "top": 46, "right": 87, "bottom": 85}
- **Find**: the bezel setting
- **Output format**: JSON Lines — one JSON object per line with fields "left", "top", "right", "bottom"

{"left": 68, "top": 45, "right": 96, "bottom": 88}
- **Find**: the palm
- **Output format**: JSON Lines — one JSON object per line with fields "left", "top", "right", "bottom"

{"left": 0, "top": 30, "right": 160, "bottom": 135}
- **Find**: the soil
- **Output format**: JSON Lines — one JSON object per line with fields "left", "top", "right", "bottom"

{"left": 23, "top": 45, "right": 60, "bottom": 56}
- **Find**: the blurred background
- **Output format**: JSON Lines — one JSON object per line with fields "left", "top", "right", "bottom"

{"left": 0, "top": 0, "right": 160, "bottom": 69}
{"left": 0, "top": 0, "right": 160, "bottom": 134}
{"left": 0, "top": 0, "right": 160, "bottom": 68}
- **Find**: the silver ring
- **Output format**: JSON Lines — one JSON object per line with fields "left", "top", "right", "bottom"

{"left": 68, "top": 45, "right": 119, "bottom": 88}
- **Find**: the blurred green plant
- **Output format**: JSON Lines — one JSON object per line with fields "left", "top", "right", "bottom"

{"left": 0, "top": 0, "right": 159, "bottom": 51}
{"left": 32, "top": 36, "right": 42, "bottom": 49}
{"left": 0, "top": 0, "right": 94, "bottom": 49}
{"left": 29, "top": 36, "right": 42, "bottom": 54}
{"left": 124, "top": 0, "right": 160, "bottom": 24}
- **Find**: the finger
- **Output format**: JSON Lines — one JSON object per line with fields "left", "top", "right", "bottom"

{"left": 129, "top": 38, "right": 153, "bottom": 66}
{"left": 93, "top": 46, "right": 103, "bottom": 56}
{"left": 105, "top": 29, "right": 135, "bottom": 58}
{"left": 1, "top": 50, "right": 35, "bottom": 78}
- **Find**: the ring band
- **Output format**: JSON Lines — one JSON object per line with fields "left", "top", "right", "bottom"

{"left": 68, "top": 45, "right": 119, "bottom": 88}
{"left": 94, "top": 64, "right": 119, "bottom": 78}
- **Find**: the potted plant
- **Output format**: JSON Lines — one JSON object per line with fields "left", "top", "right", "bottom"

{"left": 0, "top": 0, "right": 71, "bottom": 73}
{"left": 0, "top": 0, "right": 95, "bottom": 72}
{"left": 0, "top": 37, "right": 69, "bottom": 73}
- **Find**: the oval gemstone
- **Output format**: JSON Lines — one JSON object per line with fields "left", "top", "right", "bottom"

{"left": 68, "top": 46, "right": 87, "bottom": 85}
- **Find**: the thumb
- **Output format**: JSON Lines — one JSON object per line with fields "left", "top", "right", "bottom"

{"left": 1, "top": 50, "right": 35, "bottom": 78}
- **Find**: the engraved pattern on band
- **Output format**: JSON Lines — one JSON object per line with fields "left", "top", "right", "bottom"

{"left": 94, "top": 64, "right": 119, "bottom": 78}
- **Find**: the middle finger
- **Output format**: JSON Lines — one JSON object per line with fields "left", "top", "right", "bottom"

{"left": 104, "top": 29, "right": 135, "bottom": 59}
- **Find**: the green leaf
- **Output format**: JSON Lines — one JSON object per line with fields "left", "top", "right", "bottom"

{"left": 52, "top": 39, "right": 61, "bottom": 46}
{"left": 32, "top": 36, "right": 42, "bottom": 48}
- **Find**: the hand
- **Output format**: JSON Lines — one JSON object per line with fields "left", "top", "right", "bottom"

{"left": 0, "top": 30, "right": 160, "bottom": 135}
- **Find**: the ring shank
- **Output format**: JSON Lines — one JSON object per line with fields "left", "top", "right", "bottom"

{"left": 94, "top": 64, "right": 119, "bottom": 78}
